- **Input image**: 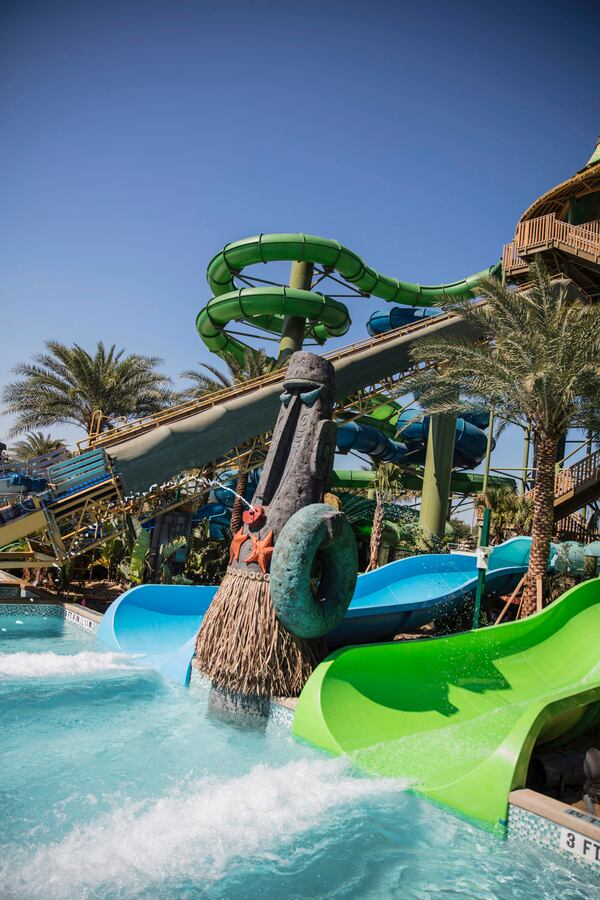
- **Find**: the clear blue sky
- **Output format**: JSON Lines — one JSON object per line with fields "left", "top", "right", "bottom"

{"left": 2, "top": 0, "right": 599, "bottom": 478}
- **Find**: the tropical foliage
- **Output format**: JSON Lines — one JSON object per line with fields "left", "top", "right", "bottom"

{"left": 481, "top": 486, "right": 534, "bottom": 544}
{"left": 3, "top": 340, "right": 174, "bottom": 437}
{"left": 408, "top": 259, "right": 600, "bottom": 615}
{"left": 180, "top": 347, "right": 273, "bottom": 398}
{"left": 10, "top": 431, "right": 67, "bottom": 461}
{"left": 185, "top": 521, "right": 229, "bottom": 584}
{"left": 365, "top": 463, "right": 409, "bottom": 571}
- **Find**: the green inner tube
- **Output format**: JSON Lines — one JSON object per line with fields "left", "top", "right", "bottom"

{"left": 269, "top": 503, "right": 358, "bottom": 639}
{"left": 197, "top": 232, "right": 500, "bottom": 364}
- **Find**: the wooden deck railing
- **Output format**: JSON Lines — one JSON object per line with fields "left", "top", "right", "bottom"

{"left": 554, "top": 447, "right": 600, "bottom": 499}
{"left": 503, "top": 213, "right": 600, "bottom": 274}
{"left": 555, "top": 512, "right": 600, "bottom": 543}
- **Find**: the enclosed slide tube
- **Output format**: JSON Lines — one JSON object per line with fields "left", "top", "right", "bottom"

{"left": 293, "top": 578, "right": 600, "bottom": 833}
{"left": 337, "top": 415, "right": 493, "bottom": 469}
{"left": 198, "top": 233, "right": 499, "bottom": 363}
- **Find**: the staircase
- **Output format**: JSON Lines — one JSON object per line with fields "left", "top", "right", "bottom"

{"left": 554, "top": 447, "right": 600, "bottom": 521}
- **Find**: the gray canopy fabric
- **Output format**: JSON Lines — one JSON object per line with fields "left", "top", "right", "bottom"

{"left": 108, "top": 313, "right": 477, "bottom": 495}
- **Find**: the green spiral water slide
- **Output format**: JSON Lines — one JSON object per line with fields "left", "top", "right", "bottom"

{"left": 198, "top": 233, "right": 498, "bottom": 363}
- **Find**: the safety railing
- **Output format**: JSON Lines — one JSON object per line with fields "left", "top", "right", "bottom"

{"left": 503, "top": 213, "right": 600, "bottom": 275}
{"left": 555, "top": 447, "right": 600, "bottom": 499}
{"left": 555, "top": 512, "right": 600, "bottom": 544}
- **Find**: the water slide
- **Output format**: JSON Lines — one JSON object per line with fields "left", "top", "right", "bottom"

{"left": 1, "top": 234, "right": 498, "bottom": 552}
{"left": 106, "top": 234, "right": 498, "bottom": 494}
{"left": 199, "top": 233, "right": 499, "bottom": 364}
{"left": 97, "top": 584, "right": 217, "bottom": 684}
{"left": 98, "top": 538, "right": 536, "bottom": 685}
{"left": 293, "top": 578, "right": 600, "bottom": 833}
{"left": 328, "top": 537, "right": 540, "bottom": 647}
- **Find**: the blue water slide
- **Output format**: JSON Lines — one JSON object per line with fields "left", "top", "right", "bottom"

{"left": 98, "top": 538, "right": 547, "bottom": 684}
{"left": 364, "top": 304, "right": 493, "bottom": 468}
{"left": 367, "top": 304, "right": 441, "bottom": 335}
{"left": 194, "top": 469, "right": 261, "bottom": 539}
{"left": 396, "top": 412, "right": 494, "bottom": 468}
{"left": 336, "top": 421, "right": 409, "bottom": 464}
{"left": 327, "top": 537, "right": 551, "bottom": 647}
{"left": 97, "top": 583, "right": 217, "bottom": 685}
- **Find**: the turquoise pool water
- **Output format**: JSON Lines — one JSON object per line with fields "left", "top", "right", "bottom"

{"left": 0, "top": 612, "right": 597, "bottom": 899}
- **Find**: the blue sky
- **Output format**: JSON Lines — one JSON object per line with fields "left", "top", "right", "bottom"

{"left": 2, "top": 0, "right": 599, "bottom": 481}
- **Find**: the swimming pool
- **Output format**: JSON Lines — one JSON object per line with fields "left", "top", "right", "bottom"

{"left": 0, "top": 611, "right": 597, "bottom": 898}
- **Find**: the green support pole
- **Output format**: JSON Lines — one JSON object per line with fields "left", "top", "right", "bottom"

{"left": 481, "top": 408, "right": 495, "bottom": 496}
{"left": 520, "top": 424, "right": 531, "bottom": 494}
{"left": 473, "top": 506, "right": 490, "bottom": 629}
{"left": 418, "top": 412, "right": 457, "bottom": 540}
{"left": 277, "top": 260, "right": 313, "bottom": 364}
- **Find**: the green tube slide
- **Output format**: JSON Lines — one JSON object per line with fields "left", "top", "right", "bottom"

{"left": 198, "top": 233, "right": 499, "bottom": 363}
{"left": 293, "top": 578, "right": 600, "bottom": 834}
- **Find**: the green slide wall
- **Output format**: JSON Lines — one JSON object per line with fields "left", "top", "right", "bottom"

{"left": 293, "top": 578, "right": 600, "bottom": 833}
{"left": 198, "top": 233, "right": 498, "bottom": 363}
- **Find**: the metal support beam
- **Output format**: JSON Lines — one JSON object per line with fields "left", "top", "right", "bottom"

{"left": 277, "top": 260, "right": 313, "bottom": 364}
{"left": 418, "top": 413, "right": 456, "bottom": 539}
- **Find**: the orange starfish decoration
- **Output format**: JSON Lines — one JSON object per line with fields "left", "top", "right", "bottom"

{"left": 245, "top": 530, "right": 274, "bottom": 574}
{"left": 229, "top": 529, "right": 249, "bottom": 564}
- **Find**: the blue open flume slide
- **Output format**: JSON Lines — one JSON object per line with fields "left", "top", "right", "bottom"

{"left": 328, "top": 537, "right": 544, "bottom": 646}
{"left": 98, "top": 537, "right": 541, "bottom": 685}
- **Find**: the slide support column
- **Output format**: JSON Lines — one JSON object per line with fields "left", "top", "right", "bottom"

{"left": 277, "top": 261, "right": 313, "bottom": 364}
{"left": 418, "top": 413, "right": 456, "bottom": 540}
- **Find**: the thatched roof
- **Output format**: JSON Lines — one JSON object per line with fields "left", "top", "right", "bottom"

{"left": 518, "top": 136, "right": 600, "bottom": 223}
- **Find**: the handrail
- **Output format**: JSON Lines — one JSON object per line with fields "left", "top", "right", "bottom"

{"left": 504, "top": 213, "right": 600, "bottom": 274}
{"left": 79, "top": 305, "right": 468, "bottom": 451}
{"left": 555, "top": 447, "right": 600, "bottom": 499}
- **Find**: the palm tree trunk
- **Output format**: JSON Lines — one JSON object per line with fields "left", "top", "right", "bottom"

{"left": 367, "top": 491, "right": 384, "bottom": 572}
{"left": 230, "top": 466, "right": 249, "bottom": 535}
{"left": 521, "top": 431, "right": 558, "bottom": 617}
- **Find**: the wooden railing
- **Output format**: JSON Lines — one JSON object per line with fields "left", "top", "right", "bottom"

{"left": 503, "top": 213, "right": 600, "bottom": 274}
{"left": 555, "top": 447, "right": 600, "bottom": 499}
{"left": 555, "top": 512, "right": 600, "bottom": 543}
{"left": 501, "top": 242, "right": 527, "bottom": 273}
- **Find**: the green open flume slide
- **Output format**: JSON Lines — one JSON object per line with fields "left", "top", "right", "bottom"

{"left": 293, "top": 578, "right": 600, "bottom": 834}
{"left": 198, "top": 233, "right": 499, "bottom": 363}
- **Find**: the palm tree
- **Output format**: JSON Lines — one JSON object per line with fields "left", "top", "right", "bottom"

{"left": 366, "top": 463, "right": 406, "bottom": 571}
{"left": 3, "top": 341, "right": 175, "bottom": 438}
{"left": 179, "top": 347, "right": 272, "bottom": 397}
{"left": 10, "top": 431, "right": 67, "bottom": 461}
{"left": 181, "top": 347, "right": 274, "bottom": 534}
{"left": 408, "top": 259, "right": 600, "bottom": 615}
{"left": 481, "top": 486, "right": 534, "bottom": 544}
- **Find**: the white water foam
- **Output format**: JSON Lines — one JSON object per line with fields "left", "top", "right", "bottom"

{"left": 0, "top": 650, "right": 133, "bottom": 678}
{"left": 1, "top": 757, "right": 408, "bottom": 898}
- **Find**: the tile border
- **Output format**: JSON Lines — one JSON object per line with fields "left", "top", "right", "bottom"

{"left": 0, "top": 599, "right": 101, "bottom": 634}
{"left": 508, "top": 789, "right": 600, "bottom": 868}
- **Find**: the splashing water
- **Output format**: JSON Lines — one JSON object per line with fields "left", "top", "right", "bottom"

{"left": 1, "top": 617, "right": 598, "bottom": 899}
{"left": 2, "top": 758, "right": 407, "bottom": 898}
{"left": 203, "top": 476, "right": 256, "bottom": 512}
{"left": 0, "top": 650, "right": 133, "bottom": 678}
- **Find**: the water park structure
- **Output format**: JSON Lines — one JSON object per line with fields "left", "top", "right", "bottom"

{"left": 3, "top": 135, "right": 600, "bottom": 873}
